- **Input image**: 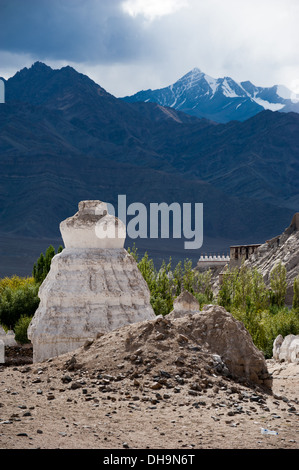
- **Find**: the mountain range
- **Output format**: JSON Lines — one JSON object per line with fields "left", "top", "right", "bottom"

{"left": 0, "top": 62, "right": 298, "bottom": 276}
{"left": 123, "top": 67, "right": 299, "bottom": 123}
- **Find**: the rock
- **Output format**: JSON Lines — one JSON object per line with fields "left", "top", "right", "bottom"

{"left": 167, "top": 291, "right": 200, "bottom": 319}
{"left": 28, "top": 200, "right": 155, "bottom": 362}
{"left": 151, "top": 382, "right": 163, "bottom": 390}
{"left": 70, "top": 382, "right": 82, "bottom": 390}
{"left": 65, "top": 356, "right": 78, "bottom": 371}
{"left": 273, "top": 335, "right": 284, "bottom": 361}
{"left": 178, "top": 334, "right": 189, "bottom": 343}
{"left": 182, "top": 305, "right": 272, "bottom": 388}
{"left": 155, "top": 333, "right": 166, "bottom": 340}
{"left": 83, "top": 339, "right": 94, "bottom": 349}
{"left": 61, "top": 375, "right": 72, "bottom": 384}
{"left": 273, "top": 334, "right": 299, "bottom": 363}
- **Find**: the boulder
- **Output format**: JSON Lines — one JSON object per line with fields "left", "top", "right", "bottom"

{"left": 180, "top": 305, "right": 272, "bottom": 387}
{"left": 168, "top": 300, "right": 271, "bottom": 387}
{"left": 28, "top": 200, "right": 155, "bottom": 363}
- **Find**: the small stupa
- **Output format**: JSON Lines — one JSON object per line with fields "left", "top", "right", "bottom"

{"left": 28, "top": 201, "right": 156, "bottom": 363}
{"left": 167, "top": 290, "right": 200, "bottom": 319}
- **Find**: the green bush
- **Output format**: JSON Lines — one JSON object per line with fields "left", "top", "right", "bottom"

{"left": 262, "top": 308, "right": 299, "bottom": 358}
{"left": 0, "top": 284, "right": 40, "bottom": 329}
{"left": 150, "top": 296, "right": 170, "bottom": 316}
{"left": 232, "top": 307, "right": 269, "bottom": 355}
{"left": 14, "top": 315, "right": 33, "bottom": 344}
{"left": 230, "top": 306, "right": 299, "bottom": 358}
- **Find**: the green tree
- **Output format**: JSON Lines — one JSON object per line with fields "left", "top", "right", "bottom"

{"left": 293, "top": 275, "right": 299, "bottom": 310}
{"left": 33, "top": 252, "right": 46, "bottom": 284}
{"left": 218, "top": 263, "right": 268, "bottom": 312}
{"left": 251, "top": 268, "right": 269, "bottom": 311}
{"left": 0, "top": 284, "right": 40, "bottom": 329}
{"left": 137, "top": 252, "right": 156, "bottom": 293}
{"left": 270, "top": 261, "right": 287, "bottom": 307}
{"left": 150, "top": 296, "right": 170, "bottom": 317}
{"left": 218, "top": 269, "right": 234, "bottom": 310}
{"left": 182, "top": 259, "right": 195, "bottom": 293}
{"left": 127, "top": 243, "right": 139, "bottom": 262}
{"left": 153, "top": 259, "right": 173, "bottom": 315}
{"left": 33, "top": 245, "right": 63, "bottom": 284}
{"left": 172, "top": 261, "right": 183, "bottom": 296}
{"left": 193, "top": 269, "right": 214, "bottom": 306}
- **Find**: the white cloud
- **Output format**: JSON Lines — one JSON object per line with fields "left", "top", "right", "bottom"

{"left": 121, "top": 0, "right": 188, "bottom": 20}
{"left": 118, "top": 0, "right": 299, "bottom": 95}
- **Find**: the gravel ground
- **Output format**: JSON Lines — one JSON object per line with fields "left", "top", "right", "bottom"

{"left": 0, "top": 324, "right": 298, "bottom": 453}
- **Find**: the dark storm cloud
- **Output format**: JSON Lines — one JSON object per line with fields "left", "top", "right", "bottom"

{"left": 0, "top": 0, "right": 152, "bottom": 63}
{"left": 1, "top": 0, "right": 298, "bottom": 97}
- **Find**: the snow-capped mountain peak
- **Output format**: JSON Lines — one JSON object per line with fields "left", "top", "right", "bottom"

{"left": 123, "top": 68, "right": 299, "bottom": 123}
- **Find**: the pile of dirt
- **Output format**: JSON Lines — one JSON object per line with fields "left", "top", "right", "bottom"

{"left": 68, "top": 308, "right": 271, "bottom": 391}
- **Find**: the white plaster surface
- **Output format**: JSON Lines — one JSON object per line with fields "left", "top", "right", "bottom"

{"left": 28, "top": 201, "right": 155, "bottom": 363}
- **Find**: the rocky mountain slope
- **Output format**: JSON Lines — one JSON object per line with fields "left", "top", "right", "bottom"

{"left": 245, "top": 213, "right": 299, "bottom": 304}
{"left": 123, "top": 67, "right": 299, "bottom": 123}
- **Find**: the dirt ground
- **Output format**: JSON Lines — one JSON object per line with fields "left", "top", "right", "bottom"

{"left": 0, "top": 317, "right": 298, "bottom": 454}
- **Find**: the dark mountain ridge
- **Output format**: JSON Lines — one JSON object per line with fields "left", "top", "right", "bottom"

{"left": 0, "top": 62, "right": 297, "bottom": 276}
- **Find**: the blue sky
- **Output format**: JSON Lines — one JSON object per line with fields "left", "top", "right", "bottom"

{"left": 1, "top": 0, "right": 299, "bottom": 96}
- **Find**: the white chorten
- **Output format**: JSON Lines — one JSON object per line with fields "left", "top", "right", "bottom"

{"left": 28, "top": 200, "right": 155, "bottom": 363}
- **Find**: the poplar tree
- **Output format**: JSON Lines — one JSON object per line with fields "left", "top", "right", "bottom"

{"left": 293, "top": 276, "right": 299, "bottom": 310}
